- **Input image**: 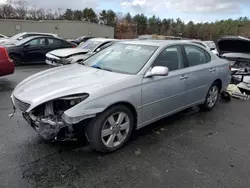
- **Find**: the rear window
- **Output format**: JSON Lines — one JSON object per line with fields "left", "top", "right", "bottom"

{"left": 48, "top": 38, "right": 62, "bottom": 45}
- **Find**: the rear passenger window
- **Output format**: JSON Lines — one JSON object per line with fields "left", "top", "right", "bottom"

{"left": 184, "top": 45, "right": 208, "bottom": 66}
{"left": 153, "top": 45, "right": 184, "bottom": 71}
{"left": 48, "top": 38, "right": 62, "bottom": 45}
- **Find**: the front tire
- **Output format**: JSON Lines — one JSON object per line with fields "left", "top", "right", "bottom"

{"left": 85, "top": 105, "right": 135, "bottom": 153}
{"left": 10, "top": 54, "right": 22, "bottom": 66}
{"left": 199, "top": 82, "right": 220, "bottom": 111}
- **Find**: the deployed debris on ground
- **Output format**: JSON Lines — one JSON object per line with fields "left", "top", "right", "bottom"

{"left": 226, "top": 84, "right": 249, "bottom": 100}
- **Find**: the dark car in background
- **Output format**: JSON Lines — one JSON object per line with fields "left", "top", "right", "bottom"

{"left": 5, "top": 36, "right": 76, "bottom": 66}
{"left": 67, "top": 36, "right": 93, "bottom": 45}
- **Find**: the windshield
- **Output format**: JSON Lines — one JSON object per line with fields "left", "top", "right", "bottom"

{"left": 10, "top": 33, "right": 25, "bottom": 40}
{"left": 78, "top": 40, "right": 102, "bottom": 51}
{"left": 83, "top": 43, "right": 158, "bottom": 74}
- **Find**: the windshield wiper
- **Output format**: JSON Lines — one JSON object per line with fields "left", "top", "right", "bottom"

{"left": 92, "top": 65, "right": 112, "bottom": 72}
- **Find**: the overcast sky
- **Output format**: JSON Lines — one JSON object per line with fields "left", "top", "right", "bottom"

{"left": 0, "top": 0, "right": 249, "bottom": 22}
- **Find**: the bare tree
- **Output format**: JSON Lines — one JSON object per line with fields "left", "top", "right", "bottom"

{"left": 36, "top": 8, "right": 45, "bottom": 20}
{"left": 13, "top": 0, "right": 28, "bottom": 19}
{"left": 0, "top": 4, "right": 16, "bottom": 18}
{"left": 28, "top": 5, "right": 37, "bottom": 20}
{"left": 46, "top": 9, "right": 55, "bottom": 20}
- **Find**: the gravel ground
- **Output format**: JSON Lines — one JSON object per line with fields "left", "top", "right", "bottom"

{"left": 0, "top": 65, "right": 250, "bottom": 188}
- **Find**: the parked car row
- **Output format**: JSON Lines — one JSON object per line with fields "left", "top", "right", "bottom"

{"left": 10, "top": 38, "right": 231, "bottom": 153}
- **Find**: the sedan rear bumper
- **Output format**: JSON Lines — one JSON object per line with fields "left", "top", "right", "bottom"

{"left": 0, "top": 59, "right": 14, "bottom": 76}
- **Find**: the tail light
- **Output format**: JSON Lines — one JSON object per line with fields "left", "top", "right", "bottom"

{"left": 0, "top": 47, "right": 10, "bottom": 60}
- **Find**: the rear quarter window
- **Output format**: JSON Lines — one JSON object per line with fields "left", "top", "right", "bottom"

{"left": 48, "top": 38, "right": 63, "bottom": 45}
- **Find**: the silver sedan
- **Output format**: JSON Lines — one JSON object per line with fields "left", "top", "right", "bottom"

{"left": 11, "top": 40, "right": 231, "bottom": 152}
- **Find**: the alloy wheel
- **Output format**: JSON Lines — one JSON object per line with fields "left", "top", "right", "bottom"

{"left": 207, "top": 86, "right": 219, "bottom": 108}
{"left": 101, "top": 112, "right": 130, "bottom": 148}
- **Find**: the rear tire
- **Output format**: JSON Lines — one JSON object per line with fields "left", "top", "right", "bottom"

{"left": 85, "top": 105, "right": 135, "bottom": 153}
{"left": 10, "top": 54, "right": 22, "bottom": 66}
{"left": 199, "top": 82, "right": 220, "bottom": 111}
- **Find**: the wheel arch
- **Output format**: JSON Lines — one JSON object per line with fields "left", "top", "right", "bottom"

{"left": 213, "top": 79, "right": 222, "bottom": 91}
{"left": 9, "top": 52, "right": 24, "bottom": 60}
{"left": 103, "top": 101, "right": 138, "bottom": 128}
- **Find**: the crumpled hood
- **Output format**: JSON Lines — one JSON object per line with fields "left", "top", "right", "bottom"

{"left": 48, "top": 48, "right": 89, "bottom": 58}
{"left": 12, "top": 64, "right": 130, "bottom": 109}
{"left": 217, "top": 36, "right": 250, "bottom": 57}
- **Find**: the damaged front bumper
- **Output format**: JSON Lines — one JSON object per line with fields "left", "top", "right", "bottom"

{"left": 11, "top": 93, "right": 97, "bottom": 140}
{"left": 23, "top": 112, "right": 71, "bottom": 140}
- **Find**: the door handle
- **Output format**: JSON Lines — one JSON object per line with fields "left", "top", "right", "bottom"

{"left": 180, "top": 75, "right": 188, "bottom": 80}
{"left": 209, "top": 68, "right": 216, "bottom": 72}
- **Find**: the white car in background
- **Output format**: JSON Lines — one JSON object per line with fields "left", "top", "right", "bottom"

{"left": 0, "top": 32, "right": 58, "bottom": 45}
{"left": 46, "top": 38, "right": 118, "bottom": 66}
{"left": 189, "top": 40, "right": 219, "bottom": 55}
{"left": 0, "top": 34, "right": 8, "bottom": 39}
{"left": 204, "top": 41, "right": 219, "bottom": 55}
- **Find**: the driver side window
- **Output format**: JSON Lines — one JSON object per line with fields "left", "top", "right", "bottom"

{"left": 152, "top": 45, "right": 184, "bottom": 71}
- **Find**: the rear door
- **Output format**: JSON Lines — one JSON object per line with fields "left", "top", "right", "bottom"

{"left": 182, "top": 44, "right": 216, "bottom": 104}
{"left": 47, "top": 38, "right": 73, "bottom": 52}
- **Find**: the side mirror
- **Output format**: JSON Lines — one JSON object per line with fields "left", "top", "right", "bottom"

{"left": 23, "top": 43, "right": 30, "bottom": 48}
{"left": 145, "top": 66, "right": 169, "bottom": 78}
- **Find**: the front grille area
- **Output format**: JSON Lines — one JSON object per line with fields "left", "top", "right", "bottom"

{"left": 46, "top": 57, "right": 62, "bottom": 64}
{"left": 13, "top": 97, "right": 30, "bottom": 112}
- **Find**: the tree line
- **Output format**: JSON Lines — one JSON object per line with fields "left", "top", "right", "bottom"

{"left": 1, "top": 0, "right": 250, "bottom": 40}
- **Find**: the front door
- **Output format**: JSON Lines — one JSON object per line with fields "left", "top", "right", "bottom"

{"left": 23, "top": 38, "right": 49, "bottom": 63}
{"left": 141, "top": 45, "right": 190, "bottom": 125}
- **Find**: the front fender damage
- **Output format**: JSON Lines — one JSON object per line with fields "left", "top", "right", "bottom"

{"left": 23, "top": 100, "right": 97, "bottom": 140}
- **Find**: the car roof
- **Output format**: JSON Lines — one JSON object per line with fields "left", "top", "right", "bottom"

{"left": 89, "top": 38, "right": 118, "bottom": 42}
{"left": 20, "top": 35, "right": 63, "bottom": 41}
{"left": 118, "top": 40, "right": 200, "bottom": 47}
{"left": 20, "top": 32, "right": 57, "bottom": 36}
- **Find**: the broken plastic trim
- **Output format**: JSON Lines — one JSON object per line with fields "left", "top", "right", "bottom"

{"left": 23, "top": 111, "right": 67, "bottom": 140}
{"left": 62, "top": 113, "right": 96, "bottom": 124}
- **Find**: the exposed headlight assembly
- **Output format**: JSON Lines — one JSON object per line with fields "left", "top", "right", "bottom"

{"left": 59, "top": 93, "right": 89, "bottom": 106}
{"left": 61, "top": 58, "right": 74, "bottom": 65}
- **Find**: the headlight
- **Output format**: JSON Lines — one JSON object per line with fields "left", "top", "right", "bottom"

{"left": 61, "top": 58, "right": 73, "bottom": 65}
{"left": 59, "top": 93, "right": 89, "bottom": 106}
